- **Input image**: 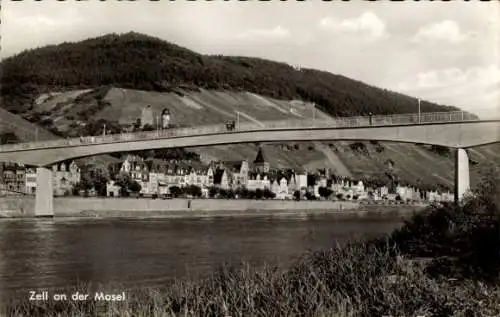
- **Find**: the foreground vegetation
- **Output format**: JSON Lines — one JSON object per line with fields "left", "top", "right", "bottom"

{"left": 4, "top": 168, "right": 500, "bottom": 316}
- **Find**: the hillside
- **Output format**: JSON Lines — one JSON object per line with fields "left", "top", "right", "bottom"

{"left": 0, "top": 107, "right": 118, "bottom": 168}
{"left": 0, "top": 32, "right": 497, "bottom": 191}
{"left": 0, "top": 32, "right": 459, "bottom": 116}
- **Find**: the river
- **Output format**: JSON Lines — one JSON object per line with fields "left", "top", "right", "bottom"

{"left": 0, "top": 212, "right": 406, "bottom": 303}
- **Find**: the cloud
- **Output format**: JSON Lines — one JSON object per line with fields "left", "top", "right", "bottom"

{"left": 395, "top": 65, "right": 500, "bottom": 118}
{"left": 413, "top": 20, "right": 477, "bottom": 44}
{"left": 1, "top": 5, "right": 85, "bottom": 58}
{"left": 235, "top": 26, "right": 290, "bottom": 41}
{"left": 413, "top": 65, "right": 500, "bottom": 90}
{"left": 318, "top": 12, "right": 387, "bottom": 41}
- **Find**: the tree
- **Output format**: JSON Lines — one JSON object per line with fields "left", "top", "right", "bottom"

{"left": 128, "top": 180, "right": 141, "bottom": 194}
{"left": 186, "top": 185, "right": 202, "bottom": 198}
{"left": 133, "top": 118, "right": 142, "bottom": 131}
{"left": 85, "top": 165, "right": 110, "bottom": 196}
{"left": 318, "top": 186, "right": 333, "bottom": 199}
{"left": 305, "top": 192, "right": 316, "bottom": 200}
{"left": 115, "top": 172, "right": 132, "bottom": 197}
{"left": 169, "top": 186, "right": 182, "bottom": 198}
{"left": 263, "top": 188, "right": 276, "bottom": 199}
{"left": 255, "top": 188, "right": 264, "bottom": 200}
{"left": 293, "top": 190, "right": 300, "bottom": 201}
{"left": 208, "top": 187, "right": 218, "bottom": 198}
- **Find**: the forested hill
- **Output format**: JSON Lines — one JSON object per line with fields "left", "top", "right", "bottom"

{"left": 1, "top": 31, "right": 459, "bottom": 115}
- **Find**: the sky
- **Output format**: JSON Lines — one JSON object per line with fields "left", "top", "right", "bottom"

{"left": 1, "top": 1, "right": 499, "bottom": 118}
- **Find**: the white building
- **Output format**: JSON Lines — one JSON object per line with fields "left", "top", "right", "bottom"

{"left": 106, "top": 180, "right": 120, "bottom": 197}
{"left": 25, "top": 161, "right": 81, "bottom": 196}
{"left": 25, "top": 168, "right": 37, "bottom": 194}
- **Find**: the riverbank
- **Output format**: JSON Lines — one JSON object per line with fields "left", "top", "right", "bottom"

{"left": 0, "top": 196, "right": 425, "bottom": 219}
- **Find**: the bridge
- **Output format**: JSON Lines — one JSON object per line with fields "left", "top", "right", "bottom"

{"left": 0, "top": 111, "right": 498, "bottom": 217}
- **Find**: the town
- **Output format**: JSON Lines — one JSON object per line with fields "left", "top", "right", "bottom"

{"left": 0, "top": 144, "right": 454, "bottom": 204}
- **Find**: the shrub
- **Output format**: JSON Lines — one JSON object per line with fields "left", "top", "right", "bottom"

{"left": 255, "top": 188, "right": 263, "bottom": 200}
{"left": 391, "top": 166, "right": 500, "bottom": 281}
{"left": 169, "top": 186, "right": 182, "bottom": 198}
{"left": 263, "top": 188, "right": 276, "bottom": 199}
{"left": 128, "top": 180, "right": 141, "bottom": 194}
{"left": 293, "top": 190, "right": 300, "bottom": 201}
{"left": 185, "top": 185, "right": 202, "bottom": 198}
{"left": 208, "top": 187, "right": 218, "bottom": 198}
{"left": 318, "top": 186, "right": 333, "bottom": 198}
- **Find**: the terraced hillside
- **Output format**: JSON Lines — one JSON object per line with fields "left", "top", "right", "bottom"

{"left": 19, "top": 86, "right": 500, "bottom": 190}
{"left": 0, "top": 107, "right": 118, "bottom": 167}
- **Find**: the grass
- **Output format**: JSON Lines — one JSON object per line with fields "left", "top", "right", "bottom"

{"left": 3, "top": 167, "right": 500, "bottom": 317}
{"left": 5, "top": 243, "right": 500, "bottom": 317}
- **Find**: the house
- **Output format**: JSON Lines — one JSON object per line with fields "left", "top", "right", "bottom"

{"left": 287, "top": 173, "right": 298, "bottom": 193}
{"left": 227, "top": 160, "right": 249, "bottom": 188}
{"left": 2, "top": 163, "right": 17, "bottom": 192}
{"left": 271, "top": 180, "right": 280, "bottom": 197}
{"left": 247, "top": 172, "right": 271, "bottom": 191}
{"left": 106, "top": 180, "right": 120, "bottom": 197}
{"left": 51, "top": 161, "right": 81, "bottom": 196}
{"left": 25, "top": 168, "right": 37, "bottom": 194}
{"left": 253, "top": 147, "right": 270, "bottom": 174}
{"left": 273, "top": 176, "right": 290, "bottom": 199}
{"left": 141, "top": 105, "right": 154, "bottom": 128}
{"left": 214, "top": 169, "right": 230, "bottom": 190}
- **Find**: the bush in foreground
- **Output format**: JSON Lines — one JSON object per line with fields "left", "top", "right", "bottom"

{"left": 390, "top": 166, "right": 500, "bottom": 281}
{"left": 4, "top": 168, "right": 500, "bottom": 316}
{"left": 4, "top": 242, "right": 500, "bottom": 317}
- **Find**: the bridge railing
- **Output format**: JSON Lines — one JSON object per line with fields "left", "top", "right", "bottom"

{"left": 0, "top": 111, "right": 480, "bottom": 152}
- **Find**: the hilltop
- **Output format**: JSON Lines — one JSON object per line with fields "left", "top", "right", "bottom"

{"left": 1, "top": 32, "right": 458, "bottom": 115}
{"left": 1, "top": 32, "right": 498, "bottom": 190}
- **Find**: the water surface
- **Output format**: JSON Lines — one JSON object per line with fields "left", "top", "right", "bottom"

{"left": 0, "top": 212, "right": 406, "bottom": 302}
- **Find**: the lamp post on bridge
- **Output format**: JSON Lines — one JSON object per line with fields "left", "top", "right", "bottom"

{"left": 418, "top": 98, "right": 421, "bottom": 124}
{"left": 312, "top": 103, "right": 316, "bottom": 127}
{"left": 236, "top": 111, "right": 240, "bottom": 130}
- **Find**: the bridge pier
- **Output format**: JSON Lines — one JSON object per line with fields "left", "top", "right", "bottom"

{"left": 35, "top": 167, "right": 54, "bottom": 217}
{"left": 455, "top": 148, "right": 470, "bottom": 203}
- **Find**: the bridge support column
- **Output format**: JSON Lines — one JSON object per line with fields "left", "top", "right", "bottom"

{"left": 35, "top": 167, "right": 54, "bottom": 217}
{"left": 455, "top": 148, "right": 470, "bottom": 203}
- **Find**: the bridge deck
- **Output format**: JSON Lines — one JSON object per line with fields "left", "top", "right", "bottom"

{"left": 0, "top": 111, "right": 484, "bottom": 153}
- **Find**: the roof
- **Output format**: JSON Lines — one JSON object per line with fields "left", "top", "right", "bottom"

{"left": 213, "top": 169, "right": 226, "bottom": 184}
{"left": 253, "top": 147, "right": 267, "bottom": 164}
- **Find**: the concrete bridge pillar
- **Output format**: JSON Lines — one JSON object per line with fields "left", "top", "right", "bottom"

{"left": 35, "top": 167, "right": 54, "bottom": 217}
{"left": 455, "top": 148, "right": 470, "bottom": 203}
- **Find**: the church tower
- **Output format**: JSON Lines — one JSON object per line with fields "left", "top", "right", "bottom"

{"left": 253, "top": 147, "right": 270, "bottom": 174}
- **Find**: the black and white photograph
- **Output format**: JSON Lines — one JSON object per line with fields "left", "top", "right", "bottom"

{"left": 0, "top": 0, "right": 499, "bottom": 316}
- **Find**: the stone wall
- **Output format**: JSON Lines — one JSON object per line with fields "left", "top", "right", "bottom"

{"left": 0, "top": 197, "right": 359, "bottom": 216}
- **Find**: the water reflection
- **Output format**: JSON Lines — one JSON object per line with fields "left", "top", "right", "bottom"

{"left": 0, "top": 213, "right": 405, "bottom": 302}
